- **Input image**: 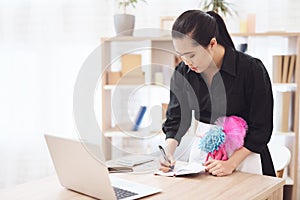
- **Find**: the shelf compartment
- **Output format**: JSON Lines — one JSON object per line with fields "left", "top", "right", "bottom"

{"left": 272, "top": 131, "right": 295, "bottom": 137}
{"left": 103, "top": 84, "right": 140, "bottom": 90}
{"left": 103, "top": 127, "right": 164, "bottom": 139}
{"left": 272, "top": 83, "right": 297, "bottom": 92}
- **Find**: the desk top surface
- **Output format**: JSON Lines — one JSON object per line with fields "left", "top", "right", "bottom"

{"left": 0, "top": 171, "right": 284, "bottom": 200}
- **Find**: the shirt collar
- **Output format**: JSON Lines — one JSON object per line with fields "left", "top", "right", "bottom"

{"left": 220, "top": 47, "right": 237, "bottom": 77}
{"left": 185, "top": 47, "right": 237, "bottom": 77}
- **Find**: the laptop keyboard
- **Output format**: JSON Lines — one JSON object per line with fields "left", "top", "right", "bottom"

{"left": 113, "top": 186, "right": 138, "bottom": 199}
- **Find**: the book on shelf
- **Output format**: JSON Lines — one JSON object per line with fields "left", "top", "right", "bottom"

{"left": 273, "top": 91, "right": 292, "bottom": 132}
{"left": 287, "top": 55, "right": 296, "bottom": 83}
{"left": 272, "top": 54, "right": 296, "bottom": 133}
{"left": 281, "top": 55, "right": 290, "bottom": 83}
{"left": 132, "top": 106, "right": 147, "bottom": 131}
{"left": 281, "top": 92, "right": 291, "bottom": 132}
{"left": 272, "top": 55, "right": 283, "bottom": 83}
{"left": 273, "top": 54, "right": 297, "bottom": 84}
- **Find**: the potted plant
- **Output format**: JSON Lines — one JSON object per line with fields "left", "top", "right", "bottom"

{"left": 199, "top": 0, "right": 236, "bottom": 17}
{"left": 114, "top": 0, "right": 147, "bottom": 36}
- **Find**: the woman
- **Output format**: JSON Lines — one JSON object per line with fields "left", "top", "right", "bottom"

{"left": 160, "top": 10, "right": 276, "bottom": 177}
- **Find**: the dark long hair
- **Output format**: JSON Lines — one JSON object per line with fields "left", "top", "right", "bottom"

{"left": 172, "top": 10, "right": 235, "bottom": 49}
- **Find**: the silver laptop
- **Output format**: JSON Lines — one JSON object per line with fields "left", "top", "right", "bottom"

{"left": 44, "top": 134, "right": 161, "bottom": 200}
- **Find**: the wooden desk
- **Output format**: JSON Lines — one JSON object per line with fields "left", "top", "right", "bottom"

{"left": 0, "top": 172, "right": 284, "bottom": 200}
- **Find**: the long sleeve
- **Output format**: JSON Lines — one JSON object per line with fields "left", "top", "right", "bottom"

{"left": 162, "top": 65, "right": 192, "bottom": 145}
{"left": 243, "top": 58, "right": 274, "bottom": 154}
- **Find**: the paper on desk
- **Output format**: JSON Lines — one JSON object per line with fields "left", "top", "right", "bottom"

{"left": 154, "top": 162, "right": 206, "bottom": 177}
{"left": 106, "top": 155, "right": 154, "bottom": 167}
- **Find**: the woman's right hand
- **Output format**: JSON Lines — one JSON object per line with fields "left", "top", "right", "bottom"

{"left": 159, "top": 154, "right": 176, "bottom": 173}
{"left": 159, "top": 138, "right": 178, "bottom": 172}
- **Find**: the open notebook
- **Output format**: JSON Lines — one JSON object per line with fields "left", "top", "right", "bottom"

{"left": 154, "top": 162, "right": 206, "bottom": 177}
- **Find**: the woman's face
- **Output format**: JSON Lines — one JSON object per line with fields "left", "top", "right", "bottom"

{"left": 173, "top": 37, "right": 213, "bottom": 73}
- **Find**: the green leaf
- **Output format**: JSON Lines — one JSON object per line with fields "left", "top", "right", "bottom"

{"left": 199, "top": 0, "right": 237, "bottom": 17}
{"left": 117, "top": 0, "right": 147, "bottom": 10}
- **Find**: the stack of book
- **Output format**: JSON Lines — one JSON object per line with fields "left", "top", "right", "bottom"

{"left": 272, "top": 55, "right": 297, "bottom": 132}
{"left": 272, "top": 55, "right": 296, "bottom": 84}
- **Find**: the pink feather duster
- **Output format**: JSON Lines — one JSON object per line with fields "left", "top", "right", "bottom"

{"left": 215, "top": 116, "right": 248, "bottom": 157}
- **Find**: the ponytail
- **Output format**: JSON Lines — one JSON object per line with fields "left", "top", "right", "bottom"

{"left": 172, "top": 10, "right": 235, "bottom": 49}
{"left": 206, "top": 11, "right": 235, "bottom": 49}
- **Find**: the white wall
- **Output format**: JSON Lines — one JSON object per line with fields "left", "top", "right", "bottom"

{"left": 0, "top": 0, "right": 300, "bottom": 190}
{"left": 132, "top": 0, "right": 300, "bottom": 33}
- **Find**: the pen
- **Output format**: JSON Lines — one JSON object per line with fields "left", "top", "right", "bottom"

{"left": 158, "top": 145, "right": 174, "bottom": 170}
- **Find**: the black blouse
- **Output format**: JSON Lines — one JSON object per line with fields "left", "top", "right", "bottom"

{"left": 162, "top": 47, "right": 276, "bottom": 176}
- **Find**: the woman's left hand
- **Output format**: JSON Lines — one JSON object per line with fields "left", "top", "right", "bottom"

{"left": 204, "top": 159, "right": 236, "bottom": 177}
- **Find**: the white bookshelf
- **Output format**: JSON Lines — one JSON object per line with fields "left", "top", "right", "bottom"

{"left": 232, "top": 32, "right": 300, "bottom": 199}
{"left": 272, "top": 83, "right": 297, "bottom": 92}
{"left": 100, "top": 32, "right": 299, "bottom": 199}
{"left": 100, "top": 36, "right": 175, "bottom": 161}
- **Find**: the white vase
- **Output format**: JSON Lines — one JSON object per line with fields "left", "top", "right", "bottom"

{"left": 114, "top": 14, "right": 135, "bottom": 36}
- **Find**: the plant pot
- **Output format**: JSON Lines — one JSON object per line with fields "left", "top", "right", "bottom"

{"left": 114, "top": 14, "right": 135, "bottom": 36}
